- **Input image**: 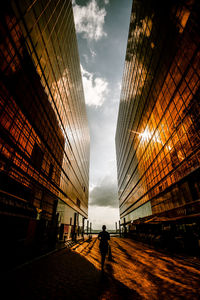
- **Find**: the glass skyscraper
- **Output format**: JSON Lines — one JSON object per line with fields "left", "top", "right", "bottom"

{"left": 116, "top": 0, "right": 200, "bottom": 225}
{"left": 0, "top": 0, "right": 89, "bottom": 261}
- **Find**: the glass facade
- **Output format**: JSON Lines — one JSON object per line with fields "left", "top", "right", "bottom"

{"left": 116, "top": 0, "right": 200, "bottom": 224}
{"left": 0, "top": 0, "right": 89, "bottom": 252}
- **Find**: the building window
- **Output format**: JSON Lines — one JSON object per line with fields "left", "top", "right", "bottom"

{"left": 31, "top": 143, "right": 44, "bottom": 170}
{"left": 49, "top": 163, "right": 54, "bottom": 180}
{"left": 77, "top": 198, "right": 80, "bottom": 207}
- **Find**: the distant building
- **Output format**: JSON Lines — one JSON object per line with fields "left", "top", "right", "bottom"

{"left": 0, "top": 0, "right": 89, "bottom": 264}
{"left": 116, "top": 0, "right": 200, "bottom": 226}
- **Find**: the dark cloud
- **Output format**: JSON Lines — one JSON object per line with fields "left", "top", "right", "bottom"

{"left": 89, "top": 176, "right": 119, "bottom": 208}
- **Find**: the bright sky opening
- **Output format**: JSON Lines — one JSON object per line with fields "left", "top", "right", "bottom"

{"left": 72, "top": 0, "right": 132, "bottom": 230}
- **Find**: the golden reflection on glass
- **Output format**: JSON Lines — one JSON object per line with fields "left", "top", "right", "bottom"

{"left": 116, "top": 0, "right": 200, "bottom": 222}
{"left": 0, "top": 0, "right": 89, "bottom": 226}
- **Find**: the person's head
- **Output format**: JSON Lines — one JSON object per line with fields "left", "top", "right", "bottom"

{"left": 102, "top": 225, "right": 106, "bottom": 231}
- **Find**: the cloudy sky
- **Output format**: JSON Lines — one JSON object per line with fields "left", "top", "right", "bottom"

{"left": 72, "top": 0, "right": 132, "bottom": 230}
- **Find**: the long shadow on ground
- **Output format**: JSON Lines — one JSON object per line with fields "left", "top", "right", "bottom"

{"left": 2, "top": 248, "right": 141, "bottom": 300}
{"left": 103, "top": 263, "right": 141, "bottom": 300}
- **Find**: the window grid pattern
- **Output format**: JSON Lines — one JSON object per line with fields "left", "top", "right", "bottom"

{"left": 0, "top": 0, "right": 89, "bottom": 220}
{"left": 115, "top": 0, "right": 200, "bottom": 221}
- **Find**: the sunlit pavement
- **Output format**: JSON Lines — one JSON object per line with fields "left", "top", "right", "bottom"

{"left": 2, "top": 237, "right": 200, "bottom": 300}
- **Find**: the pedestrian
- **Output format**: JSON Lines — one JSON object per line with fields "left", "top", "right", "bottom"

{"left": 98, "top": 225, "right": 110, "bottom": 270}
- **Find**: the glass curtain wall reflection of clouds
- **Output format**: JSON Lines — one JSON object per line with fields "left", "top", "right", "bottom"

{"left": 0, "top": 0, "right": 89, "bottom": 255}
{"left": 116, "top": 0, "right": 200, "bottom": 224}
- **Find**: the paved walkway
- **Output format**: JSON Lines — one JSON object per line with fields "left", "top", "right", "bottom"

{"left": 2, "top": 237, "right": 200, "bottom": 300}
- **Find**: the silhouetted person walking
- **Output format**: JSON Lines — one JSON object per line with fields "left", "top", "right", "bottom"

{"left": 98, "top": 225, "right": 110, "bottom": 270}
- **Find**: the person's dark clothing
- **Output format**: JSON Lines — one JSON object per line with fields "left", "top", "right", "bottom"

{"left": 98, "top": 230, "right": 110, "bottom": 270}
{"left": 98, "top": 230, "right": 110, "bottom": 255}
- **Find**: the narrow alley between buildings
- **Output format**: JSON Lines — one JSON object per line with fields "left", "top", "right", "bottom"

{"left": 2, "top": 237, "right": 200, "bottom": 300}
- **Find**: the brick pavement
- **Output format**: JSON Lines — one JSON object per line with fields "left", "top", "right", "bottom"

{"left": 2, "top": 237, "right": 200, "bottom": 300}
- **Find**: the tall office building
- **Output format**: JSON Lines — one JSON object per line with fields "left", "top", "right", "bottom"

{"left": 116, "top": 0, "right": 200, "bottom": 226}
{"left": 0, "top": 0, "right": 89, "bottom": 262}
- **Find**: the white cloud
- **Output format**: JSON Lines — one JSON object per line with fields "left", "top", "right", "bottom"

{"left": 81, "top": 65, "right": 108, "bottom": 106}
{"left": 90, "top": 48, "right": 97, "bottom": 58}
{"left": 88, "top": 206, "right": 119, "bottom": 230}
{"left": 117, "top": 81, "right": 122, "bottom": 91}
{"left": 72, "top": 0, "right": 107, "bottom": 41}
{"left": 104, "top": 0, "right": 109, "bottom": 4}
